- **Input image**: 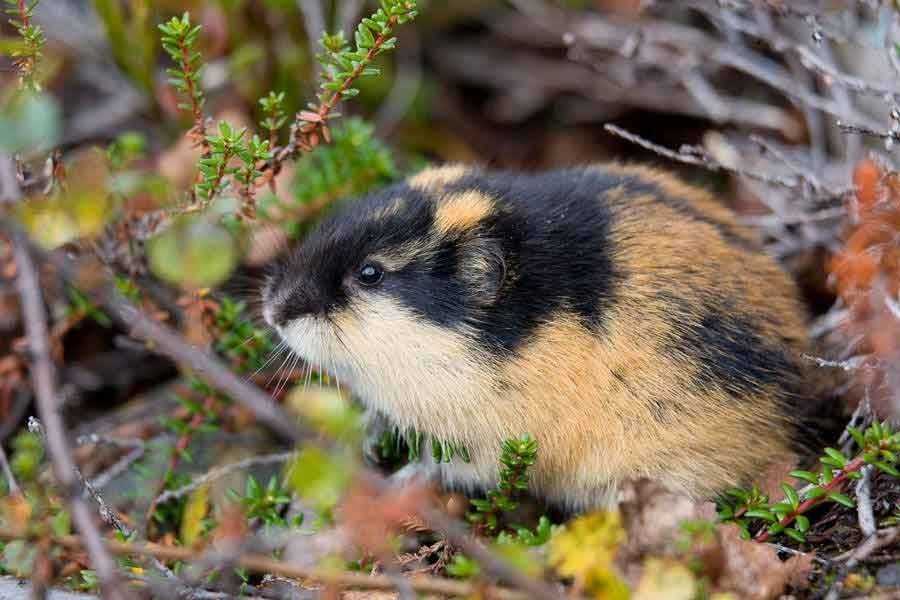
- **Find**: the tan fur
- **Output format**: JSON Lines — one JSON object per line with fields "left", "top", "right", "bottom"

{"left": 276, "top": 164, "right": 811, "bottom": 510}
{"left": 433, "top": 190, "right": 494, "bottom": 234}
{"left": 407, "top": 164, "right": 470, "bottom": 192}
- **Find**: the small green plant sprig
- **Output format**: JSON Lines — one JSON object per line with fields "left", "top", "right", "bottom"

{"left": 259, "top": 91, "right": 287, "bottom": 147}
{"left": 718, "top": 420, "right": 900, "bottom": 543}
{"left": 4, "top": 0, "right": 45, "bottom": 92}
{"left": 227, "top": 475, "right": 302, "bottom": 529}
{"left": 193, "top": 121, "right": 273, "bottom": 214}
{"left": 285, "top": 0, "right": 418, "bottom": 157}
{"left": 448, "top": 516, "right": 553, "bottom": 579}
{"left": 158, "top": 12, "right": 205, "bottom": 136}
{"left": 213, "top": 297, "right": 274, "bottom": 373}
{"left": 468, "top": 434, "right": 538, "bottom": 534}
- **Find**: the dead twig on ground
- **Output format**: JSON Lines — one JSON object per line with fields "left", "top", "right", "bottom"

{"left": 0, "top": 528, "right": 529, "bottom": 600}
{"left": 827, "top": 527, "right": 900, "bottom": 600}
{"left": 10, "top": 229, "right": 131, "bottom": 600}
{"left": 0, "top": 445, "right": 19, "bottom": 495}
{"left": 153, "top": 451, "right": 295, "bottom": 506}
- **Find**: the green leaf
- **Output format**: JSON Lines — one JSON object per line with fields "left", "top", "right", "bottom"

{"left": 794, "top": 515, "right": 810, "bottom": 533}
{"left": 824, "top": 448, "right": 848, "bottom": 467}
{"left": 804, "top": 486, "right": 827, "bottom": 500}
{"left": 874, "top": 461, "right": 900, "bottom": 477}
{"left": 781, "top": 484, "right": 800, "bottom": 508}
{"left": 784, "top": 528, "right": 806, "bottom": 543}
{"left": 790, "top": 470, "right": 819, "bottom": 484}
{"left": 745, "top": 509, "right": 776, "bottom": 522}
{"left": 827, "top": 492, "right": 855, "bottom": 508}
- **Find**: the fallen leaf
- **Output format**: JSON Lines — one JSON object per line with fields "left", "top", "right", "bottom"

{"left": 633, "top": 558, "right": 696, "bottom": 600}
{"left": 715, "top": 524, "right": 814, "bottom": 600}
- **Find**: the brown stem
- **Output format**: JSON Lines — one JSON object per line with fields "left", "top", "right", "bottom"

{"left": 10, "top": 229, "right": 132, "bottom": 600}
{"left": 17, "top": 0, "right": 29, "bottom": 27}
{"left": 0, "top": 528, "right": 529, "bottom": 600}
{"left": 754, "top": 456, "right": 867, "bottom": 543}
{"left": 178, "top": 37, "right": 205, "bottom": 140}
{"left": 268, "top": 14, "right": 403, "bottom": 172}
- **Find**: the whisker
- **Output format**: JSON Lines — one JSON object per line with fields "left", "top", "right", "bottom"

{"left": 265, "top": 346, "right": 294, "bottom": 390}
{"left": 253, "top": 340, "right": 287, "bottom": 378}
{"left": 303, "top": 359, "right": 313, "bottom": 393}
{"left": 273, "top": 352, "right": 301, "bottom": 400}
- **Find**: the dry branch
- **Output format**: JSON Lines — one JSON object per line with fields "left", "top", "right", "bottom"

{"left": 0, "top": 528, "right": 529, "bottom": 600}
{"left": 9, "top": 227, "right": 131, "bottom": 600}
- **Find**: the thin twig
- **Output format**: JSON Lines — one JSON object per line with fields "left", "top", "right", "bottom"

{"left": 297, "top": 0, "right": 326, "bottom": 79}
{"left": 0, "top": 528, "right": 530, "bottom": 600}
{"left": 28, "top": 418, "right": 134, "bottom": 538}
{"left": 855, "top": 465, "right": 876, "bottom": 538}
{"left": 10, "top": 230, "right": 131, "bottom": 600}
{"left": 826, "top": 527, "right": 900, "bottom": 600}
{"left": 0, "top": 445, "right": 19, "bottom": 495}
{"left": 154, "top": 451, "right": 295, "bottom": 505}
{"left": 603, "top": 124, "right": 802, "bottom": 190}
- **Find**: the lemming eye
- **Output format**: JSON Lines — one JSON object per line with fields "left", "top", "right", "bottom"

{"left": 358, "top": 263, "right": 383, "bottom": 286}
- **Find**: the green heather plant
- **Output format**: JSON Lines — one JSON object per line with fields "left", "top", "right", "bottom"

{"left": 468, "top": 434, "right": 539, "bottom": 534}
{"left": 4, "top": 0, "right": 45, "bottom": 92}
{"left": 718, "top": 421, "right": 900, "bottom": 543}
{"left": 158, "top": 12, "right": 206, "bottom": 132}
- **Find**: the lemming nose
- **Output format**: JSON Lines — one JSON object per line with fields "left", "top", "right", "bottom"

{"left": 272, "top": 288, "right": 323, "bottom": 326}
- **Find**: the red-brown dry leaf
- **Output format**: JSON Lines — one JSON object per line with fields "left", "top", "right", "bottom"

{"left": 0, "top": 493, "right": 31, "bottom": 537}
{"left": 211, "top": 504, "right": 249, "bottom": 548}
{"left": 715, "top": 524, "right": 814, "bottom": 600}
{"left": 618, "top": 479, "right": 716, "bottom": 559}
{"left": 853, "top": 158, "right": 881, "bottom": 212}
{"left": 338, "top": 480, "right": 434, "bottom": 555}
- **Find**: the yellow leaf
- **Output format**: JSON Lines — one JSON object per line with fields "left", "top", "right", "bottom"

{"left": 634, "top": 559, "right": 696, "bottom": 600}
{"left": 549, "top": 511, "right": 629, "bottom": 599}
{"left": 180, "top": 483, "right": 209, "bottom": 546}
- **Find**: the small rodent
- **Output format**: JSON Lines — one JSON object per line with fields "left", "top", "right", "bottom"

{"left": 263, "top": 164, "right": 817, "bottom": 510}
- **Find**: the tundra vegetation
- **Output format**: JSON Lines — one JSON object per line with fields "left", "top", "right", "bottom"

{"left": 0, "top": 1, "right": 899, "bottom": 599}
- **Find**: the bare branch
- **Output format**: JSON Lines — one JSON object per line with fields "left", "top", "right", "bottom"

{"left": 10, "top": 230, "right": 131, "bottom": 600}
{"left": 0, "top": 445, "right": 19, "bottom": 496}
{"left": 0, "top": 528, "right": 531, "bottom": 600}
{"left": 154, "top": 451, "right": 295, "bottom": 506}
{"left": 827, "top": 527, "right": 900, "bottom": 600}
{"left": 855, "top": 465, "right": 876, "bottom": 538}
{"left": 603, "top": 124, "right": 803, "bottom": 189}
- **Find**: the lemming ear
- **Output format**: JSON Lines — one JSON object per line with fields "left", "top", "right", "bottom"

{"left": 459, "top": 234, "right": 506, "bottom": 306}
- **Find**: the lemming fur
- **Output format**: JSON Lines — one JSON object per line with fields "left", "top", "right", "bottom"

{"left": 263, "top": 163, "right": 821, "bottom": 511}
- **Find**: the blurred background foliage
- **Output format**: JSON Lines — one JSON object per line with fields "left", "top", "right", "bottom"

{"left": 2, "top": 1, "right": 900, "bottom": 598}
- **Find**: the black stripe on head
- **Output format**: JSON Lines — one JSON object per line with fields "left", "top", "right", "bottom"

{"left": 435, "top": 168, "right": 622, "bottom": 353}
{"left": 277, "top": 182, "right": 436, "bottom": 317}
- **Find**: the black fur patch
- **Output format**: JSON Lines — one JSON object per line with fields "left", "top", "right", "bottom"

{"left": 440, "top": 168, "right": 621, "bottom": 352}
{"left": 664, "top": 294, "right": 804, "bottom": 423}
{"left": 270, "top": 182, "right": 436, "bottom": 322}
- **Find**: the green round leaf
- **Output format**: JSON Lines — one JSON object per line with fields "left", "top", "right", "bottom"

{"left": 148, "top": 218, "right": 239, "bottom": 288}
